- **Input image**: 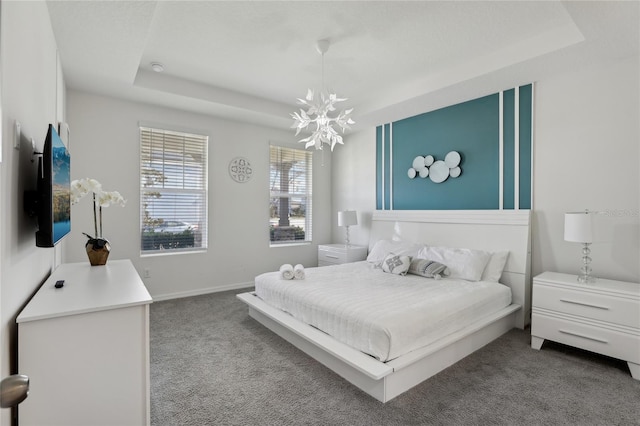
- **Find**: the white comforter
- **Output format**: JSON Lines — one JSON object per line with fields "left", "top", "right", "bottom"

{"left": 254, "top": 261, "right": 512, "bottom": 362}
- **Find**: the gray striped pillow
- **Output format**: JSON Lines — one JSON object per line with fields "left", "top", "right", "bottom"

{"left": 408, "top": 258, "right": 450, "bottom": 279}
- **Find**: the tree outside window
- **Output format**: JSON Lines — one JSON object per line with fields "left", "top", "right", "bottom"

{"left": 269, "top": 145, "right": 312, "bottom": 244}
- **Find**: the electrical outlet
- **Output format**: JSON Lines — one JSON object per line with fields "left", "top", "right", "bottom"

{"left": 13, "top": 120, "right": 21, "bottom": 150}
{"left": 143, "top": 268, "right": 151, "bottom": 278}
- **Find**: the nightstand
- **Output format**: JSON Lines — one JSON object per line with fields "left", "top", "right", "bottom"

{"left": 531, "top": 271, "right": 640, "bottom": 380}
{"left": 318, "top": 244, "right": 367, "bottom": 266}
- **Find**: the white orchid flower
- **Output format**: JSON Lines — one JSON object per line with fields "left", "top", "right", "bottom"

{"left": 69, "top": 178, "right": 126, "bottom": 239}
{"left": 98, "top": 191, "right": 126, "bottom": 208}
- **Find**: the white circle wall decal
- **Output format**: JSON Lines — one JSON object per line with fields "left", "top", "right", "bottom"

{"left": 424, "top": 155, "right": 435, "bottom": 166}
{"left": 407, "top": 168, "right": 417, "bottom": 179}
{"left": 412, "top": 156, "right": 426, "bottom": 170}
{"left": 444, "top": 151, "right": 461, "bottom": 168}
{"left": 450, "top": 166, "right": 462, "bottom": 178}
{"left": 429, "top": 160, "right": 449, "bottom": 183}
{"left": 419, "top": 167, "right": 429, "bottom": 178}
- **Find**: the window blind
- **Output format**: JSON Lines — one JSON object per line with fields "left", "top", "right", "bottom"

{"left": 269, "top": 144, "right": 313, "bottom": 244}
{"left": 140, "top": 127, "right": 208, "bottom": 254}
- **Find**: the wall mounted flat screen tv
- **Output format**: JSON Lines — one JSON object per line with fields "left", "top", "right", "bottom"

{"left": 24, "top": 124, "right": 71, "bottom": 247}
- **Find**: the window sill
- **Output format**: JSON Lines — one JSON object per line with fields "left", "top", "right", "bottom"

{"left": 269, "top": 241, "right": 311, "bottom": 248}
{"left": 140, "top": 248, "right": 207, "bottom": 258}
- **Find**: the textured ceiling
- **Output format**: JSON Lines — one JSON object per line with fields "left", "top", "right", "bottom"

{"left": 46, "top": 1, "right": 639, "bottom": 130}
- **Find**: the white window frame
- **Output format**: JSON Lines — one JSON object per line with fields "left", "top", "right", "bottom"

{"left": 139, "top": 125, "right": 208, "bottom": 256}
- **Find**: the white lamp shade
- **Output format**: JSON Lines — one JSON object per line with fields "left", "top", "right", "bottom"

{"left": 564, "top": 212, "right": 594, "bottom": 243}
{"left": 338, "top": 210, "right": 358, "bottom": 227}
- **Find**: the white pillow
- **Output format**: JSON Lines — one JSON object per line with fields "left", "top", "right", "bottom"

{"left": 416, "top": 246, "right": 491, "bottom": 282}
{"left": 367, "top": 239, "right": 424, "bottom": 263}
{"left": 381, "top": 253, "right": 412, "bottom": 275}
{"left": 481, "top": 251, "right": 510, "bottom": 282}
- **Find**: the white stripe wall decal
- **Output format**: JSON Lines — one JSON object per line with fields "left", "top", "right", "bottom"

{"left": 499, "top": 91, "right": 504, "bottom": 210}
{"left": 514, "top": 87, "right": 520, "bottom": 211}
{"left": 381, "top": 125, "right": 385, "bottom": 210}
{"left": 530, "top": 82, "right": 535, "bottom": 210}
{"left": 389, "top": 123, "right": 393, "bottom": 211}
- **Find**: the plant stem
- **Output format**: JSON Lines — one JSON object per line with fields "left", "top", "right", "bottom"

{"left": 92, "top": 193, "right": 98, "bottom": 238}
{"left": 99, "top": 206, "right": 103, "bottom": 239}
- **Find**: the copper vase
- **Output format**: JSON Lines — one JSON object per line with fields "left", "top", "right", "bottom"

{"left": 86, "top": 238, "right": 111, "bottom": 266}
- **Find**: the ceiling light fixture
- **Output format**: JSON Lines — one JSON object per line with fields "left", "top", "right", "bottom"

{"left": 150, "top": 62, "right": 164, "bottom": 73}
{"left": 291, "top": 39, "right": 354, "bottom": 151}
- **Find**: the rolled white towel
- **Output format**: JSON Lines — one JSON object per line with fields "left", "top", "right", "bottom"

{"left": 280, "top": 264, "right": 294, "bottom": 280}
{"left": 293, "top": 264, "right": 305, "bottom": 280}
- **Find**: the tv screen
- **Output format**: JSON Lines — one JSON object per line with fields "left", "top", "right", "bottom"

{"left": 25, "top": 124, "right": 71, "bottom": 247}
{"left": 50, "top": 125, "right": 71, "bottom": 244}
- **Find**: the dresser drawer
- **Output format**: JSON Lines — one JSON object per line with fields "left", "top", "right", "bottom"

{"left": 533, "top": 284, "right": 640, "bottom": 329}
{"left": 532, "top": 313, "right": 640, "bottom": 363}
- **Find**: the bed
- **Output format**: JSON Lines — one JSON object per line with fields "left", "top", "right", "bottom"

{"left": 237, "top": 210, "right": 531, "bottom": 402}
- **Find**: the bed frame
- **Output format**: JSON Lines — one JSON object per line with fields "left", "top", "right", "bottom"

{"left": 237, "top": 210, "right": 531, "bottom": 402}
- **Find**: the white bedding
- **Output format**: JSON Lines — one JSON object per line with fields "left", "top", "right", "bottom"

{"left": 254, "top": 261, "right": 512, "bottom": 362}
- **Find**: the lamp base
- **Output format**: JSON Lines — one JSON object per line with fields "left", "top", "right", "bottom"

{"left": 344, "top": 225, "right": 351, "bottom": 248}
{"left": 577, "top": 274, "right": 597, "bottom": 284}
{"left": 576, "top": 242, "right": 596, "bottom": 284}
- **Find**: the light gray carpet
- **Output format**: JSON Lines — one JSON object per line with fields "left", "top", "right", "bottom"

{"left": 150, "top": 289, "right": 640, "bottom": 425}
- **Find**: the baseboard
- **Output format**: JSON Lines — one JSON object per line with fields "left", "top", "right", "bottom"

{"left": 152, "top": 281, "right": 254, "bottom": 302}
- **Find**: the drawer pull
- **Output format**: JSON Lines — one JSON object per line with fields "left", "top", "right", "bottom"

{"left": 559, "top": 329, "right": 608, "bottom": 344}
{"left": 325, "top": 255, "right": 340, "bottom": 259}
{"left": 559, "top": 299, "right": 609, "bottom": 310}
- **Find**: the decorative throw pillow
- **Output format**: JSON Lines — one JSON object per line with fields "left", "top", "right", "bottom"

{"left": 408, "top": 258, "right": 450, "bottom": 280}
{"left": 381, "top": 253, "right": 411, "bottom": 275}
{"left": 416, "top": 246, "right": 491, "bottom": 282}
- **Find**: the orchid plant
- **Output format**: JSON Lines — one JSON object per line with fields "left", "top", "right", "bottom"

{"left": 70, "top": 178, "right": 126, "bottom": 241}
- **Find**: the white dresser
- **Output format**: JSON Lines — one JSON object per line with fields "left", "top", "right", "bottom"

{"left": 17, "top": 260, "right": 153, "bottom": 425}
{"left": 318, "top": 244, "right": 368, "bottom": 266}
{"left": 531, "top": 271, "right": 639, "bottom": 380}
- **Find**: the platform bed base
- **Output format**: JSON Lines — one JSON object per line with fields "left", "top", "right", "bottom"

{"left": 237, "top": 292, "right": 520, "bottom": 403}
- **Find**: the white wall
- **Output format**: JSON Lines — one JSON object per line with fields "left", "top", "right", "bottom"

{"left": 533, "top": 54, "right": 639, "bottom": 283}
{"left": 331, "top": 128, "right": 377, "bottom": 249}
{"left": 0, "top": 2, "right": 63, "bottom": 425}
{"left": 332, "top": 54, "right": 640, "bottom": 284}
{"left": 65, "top": 91, "right": 333, "bottom": 299}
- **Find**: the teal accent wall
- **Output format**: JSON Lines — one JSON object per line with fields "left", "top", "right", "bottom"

{"left": 376, "top": 84, "right": 533, "bottom": 210}
{"left": 503, "top": 89, "right": 515, "bottom": 209}
{"left": 391, "top": 94, "right": 499, "bottom": 210}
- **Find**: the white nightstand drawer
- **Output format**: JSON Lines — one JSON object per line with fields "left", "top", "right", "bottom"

{"left": 318, "top": 250, "right": 345, "bottom": 265}
{"left": 317, "top": 244, "right": 367, "bottom": 266}
{"left": 533, "top": 285, "right": 639, "bottom": 328}
{"left": 532, "top": 313, "right": 640, "bottom": 363}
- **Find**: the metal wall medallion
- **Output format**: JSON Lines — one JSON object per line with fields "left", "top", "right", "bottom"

{"left": 229, "top": 157, "right": 253, "bottom": 183}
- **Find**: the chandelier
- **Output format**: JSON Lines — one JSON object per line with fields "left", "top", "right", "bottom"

{"left": 291, "top": 39, "right": 355, "bottom": 151}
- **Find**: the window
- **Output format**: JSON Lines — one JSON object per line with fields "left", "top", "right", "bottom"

{"left": 140, "top": 126, "right": 208, "bottom": 254}
{"left": 269, "top": 144, "right": 312, "bottom": 245}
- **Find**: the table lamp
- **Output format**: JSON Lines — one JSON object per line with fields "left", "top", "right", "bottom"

{"left": 338, "top": 210, "right": 357, "bottom": 247}
{"left": 564, "top": 210, "right": 596, "bottom": 283}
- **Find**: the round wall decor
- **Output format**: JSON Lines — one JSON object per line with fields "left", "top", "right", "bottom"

{"left": 229, "top": 157, "right": 253, "bottom": 183}
{"left": 429, "top": 160, "right": 449, "bottom": 183}
{"left": 406, "top": 150, "right": 462, "bottom": 183}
